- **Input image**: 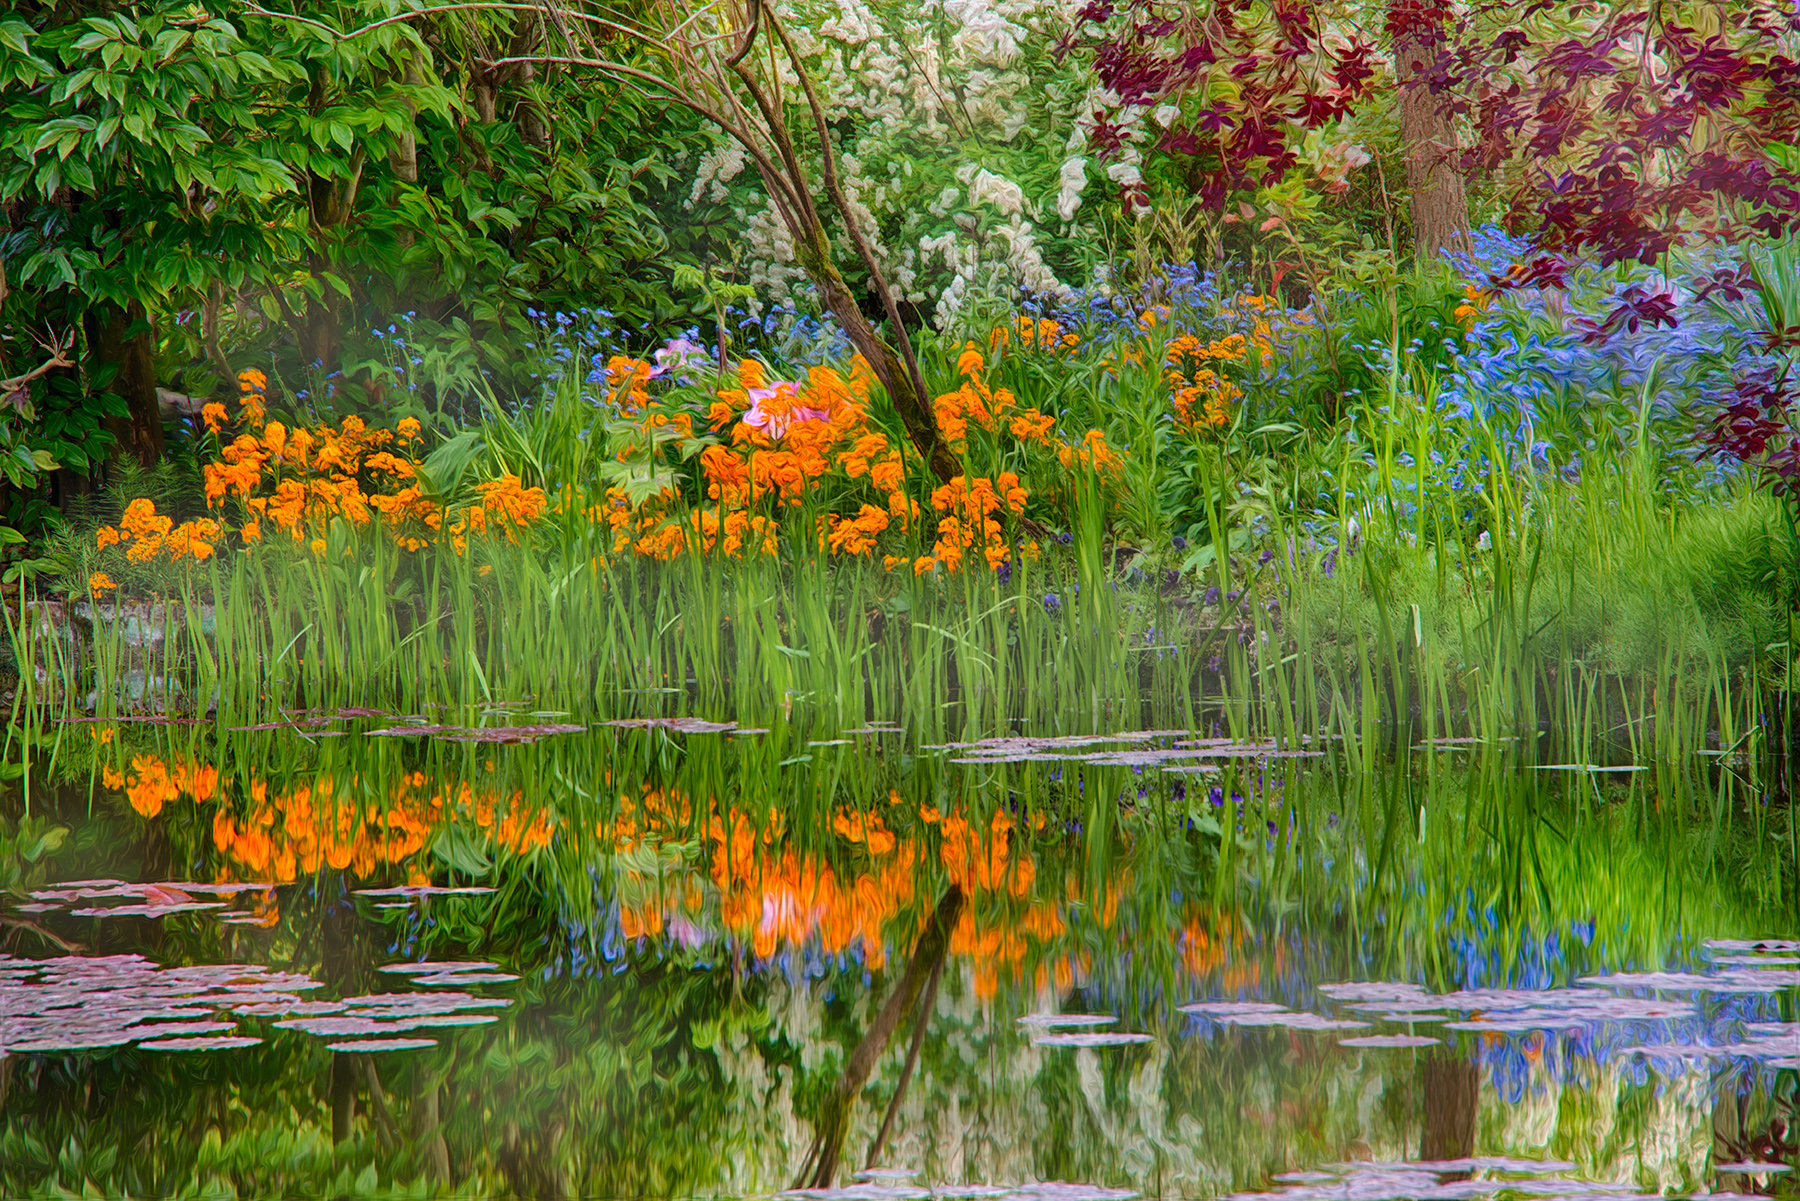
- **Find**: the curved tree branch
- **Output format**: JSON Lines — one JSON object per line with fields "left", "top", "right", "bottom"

{"left": 484, "top": 52, "right": 807, "bottom": 224}
{"left": 724, "top": 0, "right": 760, "bottom": 66}
{"left": 249, "top": 0, "right": 954, "bottom": 479}
{"left": 763, "top": 5, "right": 945, "bottom": 474}
{"left": 0, "top": 329, "right": 75, "bottom": 397}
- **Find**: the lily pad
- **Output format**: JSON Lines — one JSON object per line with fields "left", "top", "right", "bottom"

{"left": 440, "top": 723, "right": 586, "bottom": 743}
{"left": 603, "top": 717, "right": 736, "bottom": 733}
{"left": 325, "top": 1038, "right": 438, "bottom": 1052}
{"left": 69, "top": 903, "right": 227, "bottom": 918}
{"left": 1032, "top": 1032, "right": 1155, "bottom": 1047}
{"left": 1179, "top": 1001, "right": 1290, "bottom": 1017}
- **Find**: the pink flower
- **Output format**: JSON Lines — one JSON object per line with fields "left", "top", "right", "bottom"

{"left": 647, "top": 337, "right": 712, "bottom": 379}
{"left": 740, "top": 381, "right": 829, "bottom": 438}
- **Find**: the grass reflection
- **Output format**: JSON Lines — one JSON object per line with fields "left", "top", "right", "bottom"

{"left": 0, "top": 717, "right": 1790, "bottom": 1199}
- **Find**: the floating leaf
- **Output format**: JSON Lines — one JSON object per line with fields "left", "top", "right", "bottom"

{"left": 1032, "top": 1032, "right": 1154, "bottom": 1047}
{"left": 439, "top": 723, "right": 586, "bottom": 743}
{"left": 602, "top": 717, "right": 735, "bottom": 733}
{"left": 69, "top": 902, "right": 227, "bottom": 917}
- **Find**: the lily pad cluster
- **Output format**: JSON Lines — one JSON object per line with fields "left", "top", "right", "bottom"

{"left": 269, "top": 961, "right": 518, "bottom": 1053}
{"left": 0, "top": 953, "right": 322, "bottom": 1054}
{"left": 23, "top": 878, "right": 273, "bottom": 921}
{"left": 930, "top": 731, "right": 1323, "bottom": 769}
{"left": 1175, "top": 946, "right": 1800, "bottom": 1067}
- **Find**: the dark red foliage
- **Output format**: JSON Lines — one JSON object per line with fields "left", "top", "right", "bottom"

{"left": 1483, "top": 255, "right": 1570, "bottom": 293}
{"left": 1384, "top": 0, "right": 1453, "bottom": 45}
{"left": 1707, "top": 366, "right": 1800, "bottom": 501}
{"left": 1441, "top": 2, "right": 1800, "bottom": 269}
{"left": 1057, "top": 0, "right": 1379, "bottom": 212}
{"left": 1062, "top": 0, "right": 1800, "bottom": 325}
{"left": 1574, "top": 285, "right": 1679, "bottom": 344}
{"left": 1692, "top": 264, "right": 1759, "bottom": 305}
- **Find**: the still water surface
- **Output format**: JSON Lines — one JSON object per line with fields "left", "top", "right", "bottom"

{"left": 0, "top": 711, "right": 1794, "bottom": 1200}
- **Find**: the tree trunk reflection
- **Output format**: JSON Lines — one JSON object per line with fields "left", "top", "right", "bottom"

{"left": 795, "top": 885, "right": 964, "bottom": 1190}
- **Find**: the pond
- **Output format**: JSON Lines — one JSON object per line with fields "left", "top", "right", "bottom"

{"left": 0, "top": 710, "right": 1794, "bottom": 1200}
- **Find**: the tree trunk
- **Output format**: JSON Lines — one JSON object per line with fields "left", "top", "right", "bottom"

{"left": 293, "top": 64, "right": 365, "bottom": 375}
{"left": 85, "top": 300, "right": 163, "bottom": 468}
{"left": 412, "top": 1070, "right": 450, "bottom": 1183}
{"left": 389, "top": 51, "right": 423, "bottom": 250}
{"left": 298, "top": 251, "right": 342, "bottom": 373}
{"left": 1395, "top": 28, "right": 1471, "bottom": 262}
{"left": 389, "top": 51, "right": 422, "bottom": 187}
{"left": 791, "top": 229, "right": 958, "bottom": 482}
{"left": 1420, "top": 1053, "right": 1478, "bottom": 1171}
{"left": 797, "top": 885, "right": 964, "bottom": 1190}
{"left": 715, "top": 18, "right": 958, "bottom": 484}
{"left": 330, "top": 1051, "right": 356, "bottom": 1143}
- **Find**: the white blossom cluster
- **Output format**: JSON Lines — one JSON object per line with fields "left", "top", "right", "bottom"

{"left": 687, "top": 0, "right": 1103, "bottom": 331}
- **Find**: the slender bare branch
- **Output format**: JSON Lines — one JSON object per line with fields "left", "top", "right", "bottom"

{"left": 723, "top": 0, "right": 759, "bottom": 66}
{"left": 864, "top": 952, "right": 943, "bottom": 1171}
{"left": 0, "top": 916, "right": 83, "bottom": 953}
{"left": 764, "top": 6, "right": 930, "bottom": 411}
{"left": 484, "top": 51, "right": 807, "bottom": 222}
{"left": 242, "top": 1, "right": 675, "bottom": 55}
{"left": 724, "top": 59, "right": 821, "bottom": 235}
{"left": 0, "top": 330, "right": 75, "bottom": 395}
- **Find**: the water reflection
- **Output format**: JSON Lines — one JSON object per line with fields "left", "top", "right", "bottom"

{"left": 0, "top": 717, "right": 1792, "bottom": 1198}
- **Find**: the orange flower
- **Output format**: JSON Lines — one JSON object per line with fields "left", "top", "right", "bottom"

{"left": 477, "top": 474, "right": 547, "bottom": 531}
{"left": 1008, "top": 408, "right": 1056, "bottom": 443}
{"left": 88, "top": 572, "right": 117, "bottom": 593}
{"left": 125, "top": 755, "right": 181, "bottom": 818}
{"left": 166, "top": 518, "right": 221, "bottom": 562}
{"left": 237, "top": 370, "right": 268, "bottom": 426}
{"left": 1058, "top": 429, "right": 1124, "bottom": 476}
{"left": 1454, "top": 285, "right": 1493, "bottom": 331}
{"left": 832, "top": 807, "right": 897, "bottom": 856}
{"left": 826, "top": 504, "right": 890, "bottom": 556}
